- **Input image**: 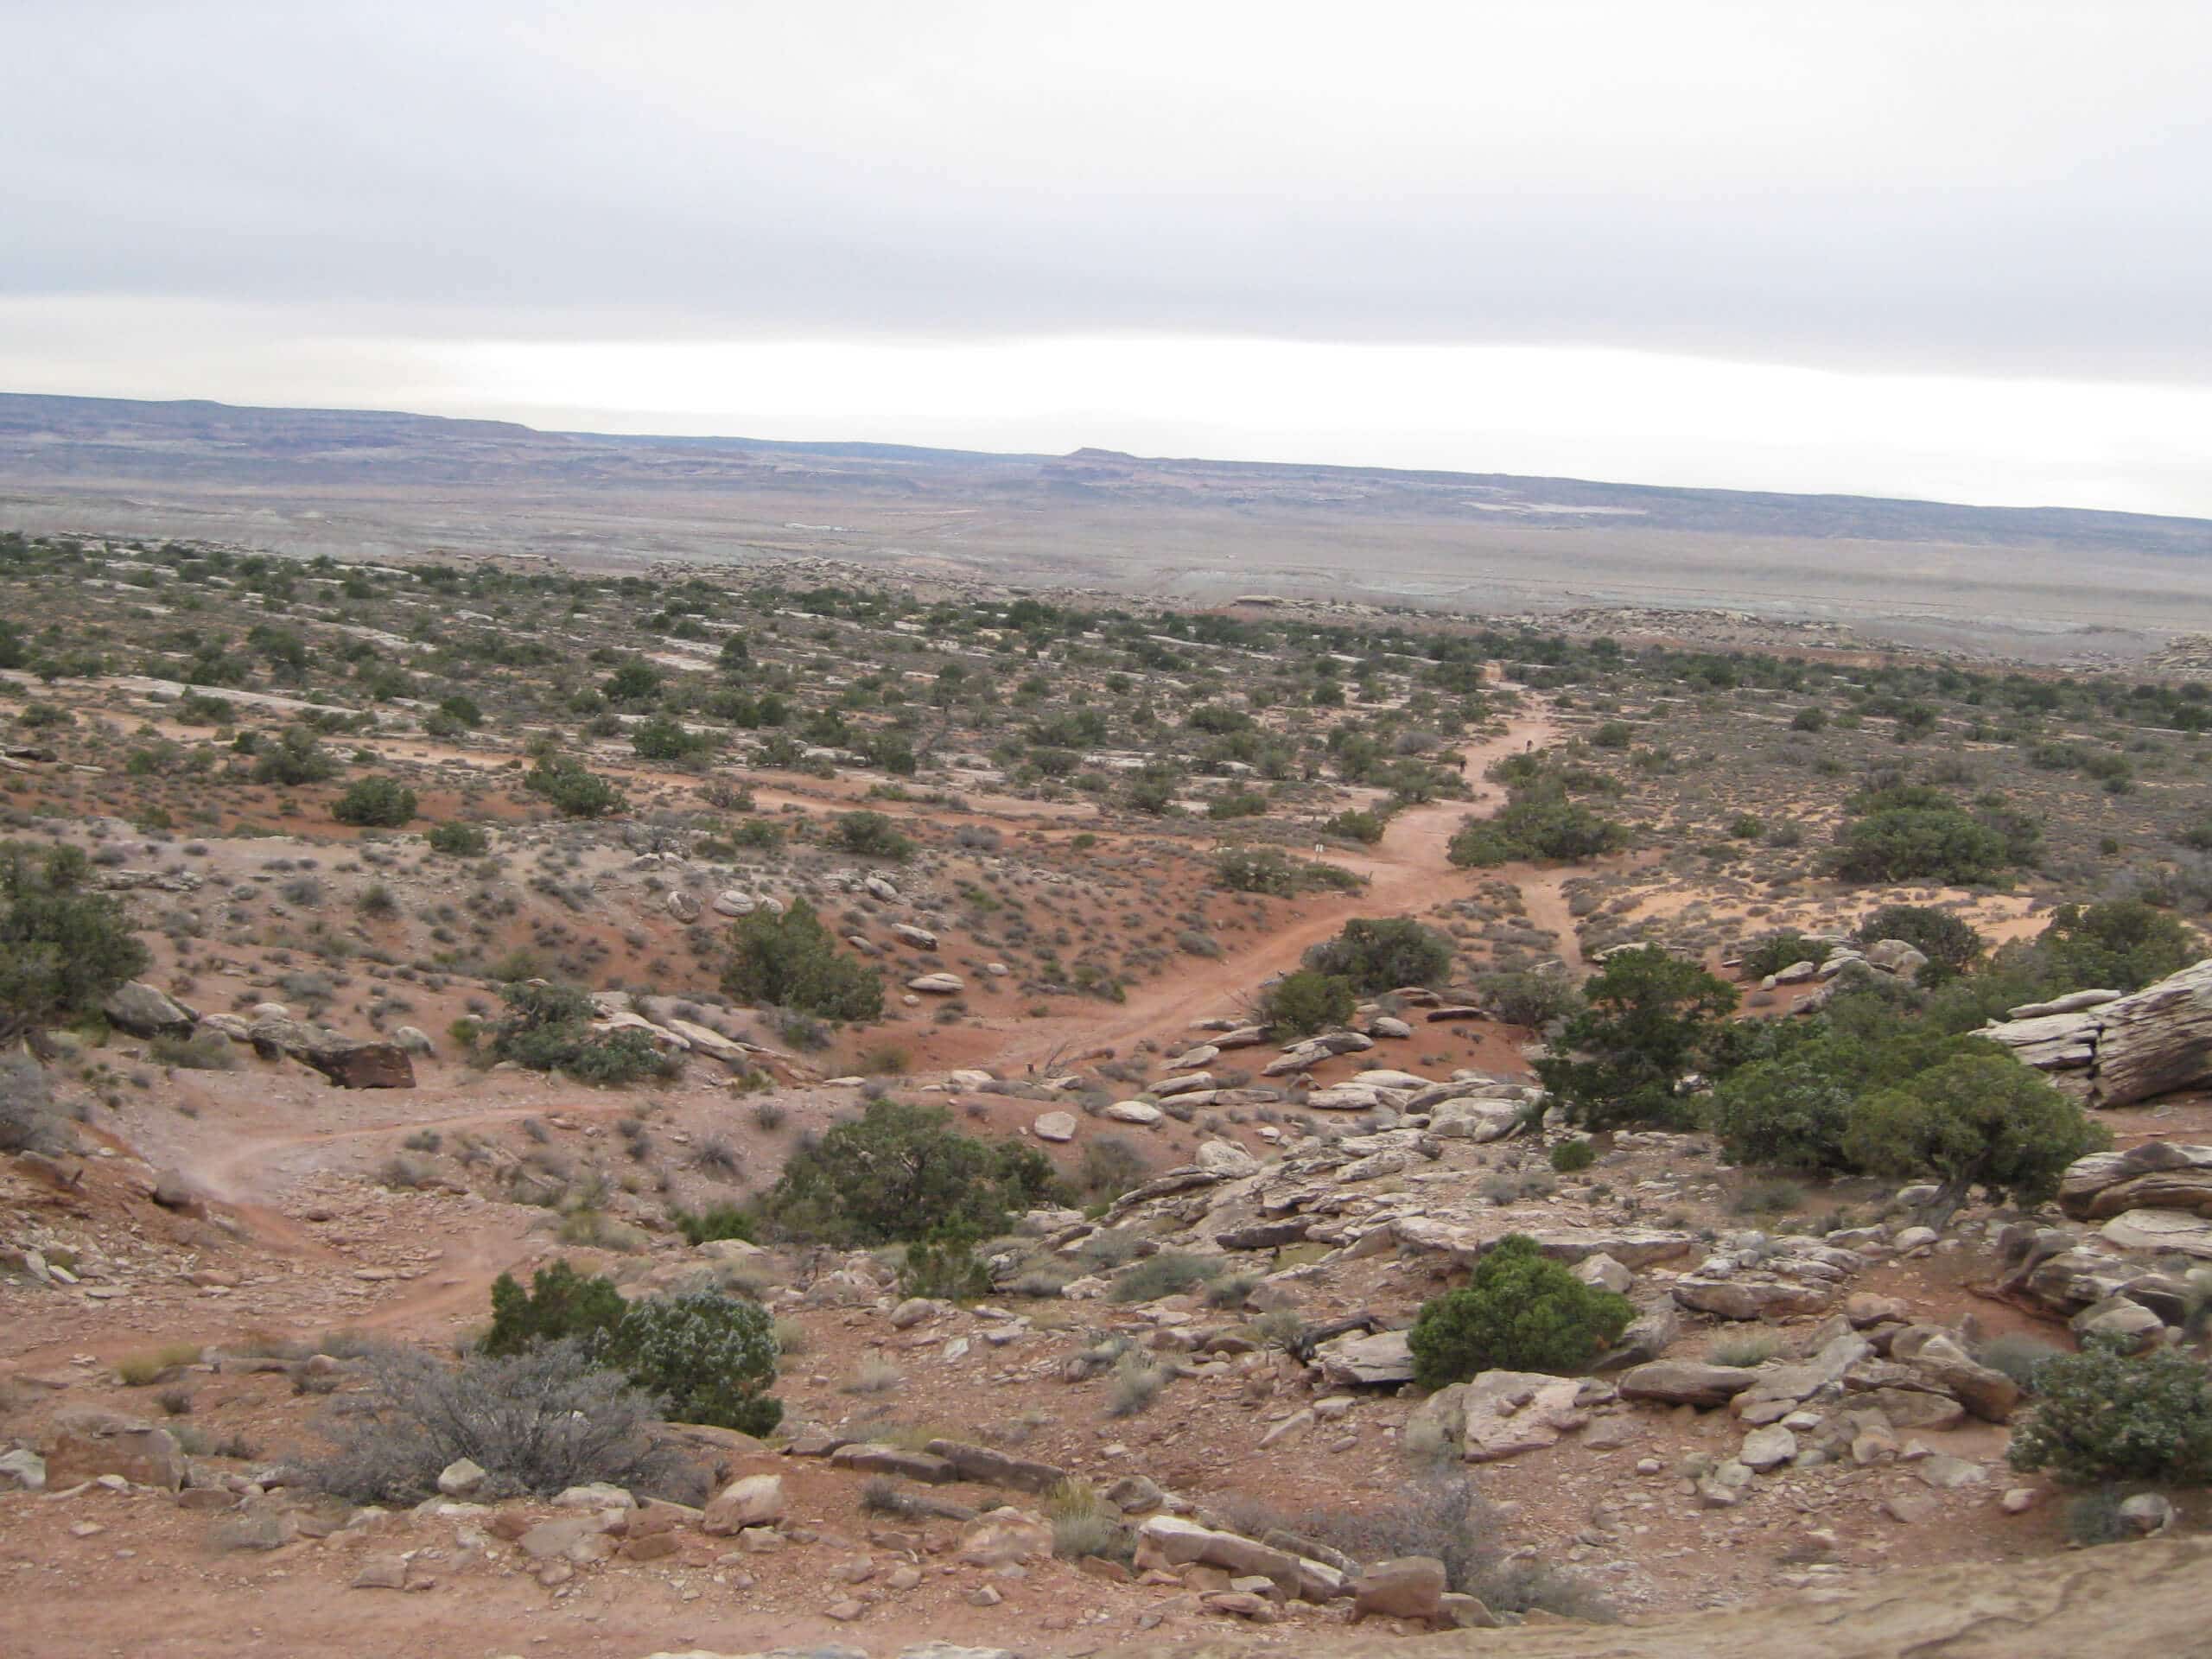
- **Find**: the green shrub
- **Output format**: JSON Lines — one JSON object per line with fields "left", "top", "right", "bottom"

{"left": 1075, "top": 1134, "right": 1154, "bottom": 1205}
{"left": 1213, "top": 847, "right": 1364, "bottom": 896}
{"left": 1705, "top": 1051, "right": 1859, "bottom": 1173}
{"left": 1408, "top": 1234, "right": 1632, "bottom": 1388}
{"left": 671, "top": 1204, "right": 759, "bottom": 1246}
{"left": 831, "top": 811, "right": 914, "bottom": 861}
{"left": 488, "top": 981, "right": 682, "bottom": 1084}
{"left": 1303, "top": 916, "right": 1452, "bottom": 992}
{"left": 2008, "top": 1343, "right": 2212, "bottom": 1485}
{"left": 1548, "top": 1138, "right": 1596, "bottom": 1173}
{"left": 609, "top": 1290, "right": 782, "bottom": 1436}
{"left": 1325, "top": 809, "right": 1387, "bottom": 844}
{"left": 251, "top": 728, "right": 336, "bottom": 785}
{"left": 332, "top": 776, "right": 416, "bottom": 827}
{"left": 2031, "top": 900, "right": 2196, "bottom": 994}
{"left": 1853, "top": 905, "right": 1985, "bottom": 978}
{"left": 1475, "top": 970, "right": 1582, "bottom": 1030}
{"left": 1449, "top": 783, "right": 1627, "bottom": 868}
{"left": 426, "top": 821, "right": 489, "bottom": 856}
{"left": 722, "top": 898, "right": 884, "bottom": 1023}
{"left": 1256, "top": 969, "right": 1356, "bottom": 1039}
{"left": 524, "top": 755, "right": 627, "bottom": 819}
{"left": 483, "top": 1262, "right": 781, "bottom": 1436}
{"left": 1736, "top": 932, "right": 1831, "bottom": 980}
{"left": 631, "top": 715, "right": 713, "bottom": 763}
{"left": 1830, "top": 805, "right": 2013, "bottom": 885}
{"left": 0, "top": 841, "right": 152, "bottom": 1050}
{"left": 760, "top": 1098, "right": 1062, "bottom": 1246}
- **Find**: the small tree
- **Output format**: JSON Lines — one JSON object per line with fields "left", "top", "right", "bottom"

{"left": 1474, "top": 970, "right": 1581, "bottom": 1031}
{"left": 631, "top": 715, "right": 710, "bottom": 764}
{"left": 1408, "top": 1234, "right": 1632, "bottom": 1389}
{"left": 2009, "top": 1342, "right": 2212, "bottom": 1485}
{"left": 0, "top": 842, "right": 151, "bottom": 1051}
{"left": 333, "top": 776, "right": 417, "bottom": 827}
{"left": 1325, "top": 809, "right": 1387, "bottom": 845}
{"left": 603, "top": 662, "right": 663, "bottom": 704}
{"left": 1257, "top": 969, "right": 1357, "bottom": 1039}
{"left": 1842, "top": 1053, "right": 2110, "bottom": 1217}
{"left": 2032, "top": 900, "right": 2196, "bottom": 994}
{"left": 831, "top": 810, "right": 914, "bottom": 861}
{"left": 1304, "top": 916, "right": 1453, "bottom": 992}
{"left": 1535, "top": 946, "right": 1738, "bottom": 1130}
{"left": 1705, "top": 1050, "right": 1859, "bottom": 1173}
{"left": 525, "top": 755, "right": 627, "bottom": 820}
{"left": 485, "top": 1260, "right": 627, "bottom": 1357}
{"left": 722, "top": 898, "right": 883, "bottom": 1022}
{"left": 760, "top": 1097, "right": 1062, "bottom": 1246}
{"left": 426, "top": 821, "right": 489, "bottom": 856}
{"left": 251, "top": 726, "right": 336, "bottom": 785}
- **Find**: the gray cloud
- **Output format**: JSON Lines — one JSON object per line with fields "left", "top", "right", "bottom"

{"left": 6, "top": 2, "right": 2210, "bottom": 378}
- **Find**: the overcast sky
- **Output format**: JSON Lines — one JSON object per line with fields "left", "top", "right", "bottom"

{"left": 5, "top": 3, "right": 2211, "bottom": 512}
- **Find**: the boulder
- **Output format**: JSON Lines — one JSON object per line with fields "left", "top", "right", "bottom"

{"left": 1427, "top": 1099, "right": 1522, "bottom": 1141}
{"left": 2101, "top": 1207, "right": 2212, "bottom": 1258}
{"left": 664, "top": 889, "right": 702, "bottom": 922}
{"left": 1312, "top": 1329, "right": 1415, "bottom": 1389}
{"left": 102, "top": 982, "right": 198, "bottom": 1038}
{"left": 1460, "top": 1370, "right": 1586, "bottom": 1462}
{"left": 1619, "top": 1361, "right": 1758, "bottom": 1408}
{"left": 247, "top": 1017, "right": 416, "bottom": 1089}
{"left": 1738, "top": 1425, "right": 1797, "bottom": 1471}
{"left": 1351, "top": 1555, "right": 1447, "bottom": 1621}
{"left": 1864, "top": 939, "right": 1930, "bottom": 981}
{"left": 1982, "top": 957, "right": 2212, "bottom": 1108}
{"left": 891, "top": 923, "right": 939, "bottom": 951}
{"left": 435, "top": 1458, "right": 487, "bottom": 1497}
{"left": 955, "top": 1508, "right": 1052, "bottom": 1567}
{"left": 2063, "top": 1142, "right": 2212, "bottom": 1221}
{"left": 924, "top": 1440, "right": 1070, "bottom": 1496}
{"left": 1155, "top": 1071, "right": 1217, "bottom": 1095}
{"left": 43, "top": 1422, "right": 186, "bottom": 1491}
{"left": 830, "top": 1443, "right": 955, "bottom": 1483}
{"left": 906, "top": 972, "right": 963, "bottom": 995}
{"left": 1032, "top": 1111, "right": 1077, "bottom": 1143}
{"left": 1104, "top": 1100, "right": 1163, "bottom": 1125}
{"left": 0, "top": 1449, "right": 46, "bottom": 1491}
{"left": 1573, "top": 1253, "right": 1633, "bottom": 1294}
{"left": 1672, "top": 1275, "right": 1833, "bottom": 1321}
{"left": 713, "top": 890, "right": 756, "bottom": 917}
{"left": 392, "top": 1025, "right": 435, "bottom": 1058}
{"left": 1193, "top": 1141, "right": 1261, "bottom": 1176}
{"left": 702, "top": 1474, "right": 785, "bottom": 1534}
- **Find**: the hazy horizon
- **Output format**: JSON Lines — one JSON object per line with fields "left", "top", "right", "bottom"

{"left": 7, "top": 4, "right": 2211, "bottom": 514}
